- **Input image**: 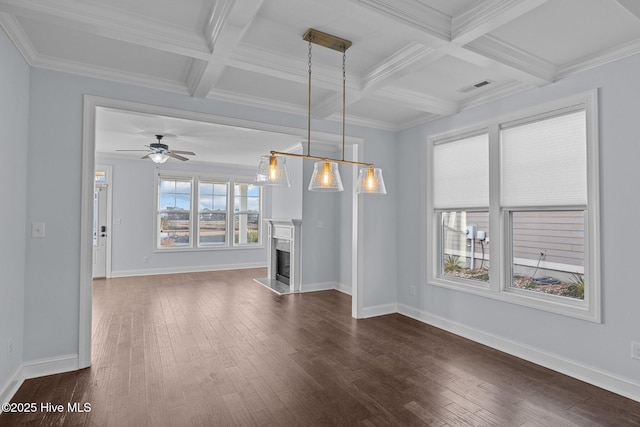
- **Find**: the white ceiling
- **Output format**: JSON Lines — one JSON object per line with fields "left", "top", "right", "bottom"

{"left": 3, "top": 0, "right": 640, "bottom": 162}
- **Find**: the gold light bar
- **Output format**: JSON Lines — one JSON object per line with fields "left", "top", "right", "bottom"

{"left": 269, "top": 150, "right": 372, "bottom": 168}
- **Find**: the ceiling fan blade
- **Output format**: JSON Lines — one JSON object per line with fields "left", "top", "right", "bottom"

{"left": 140, "top": 154, "right": 151, "bottom": 159}
{"left": 116, "top": 149, "right": 149, "bottom": 152}
{"left": 167, "top": 152, "right": 189, "bottom": 161}
{"left": 170, "top": 150, "right": 195, "bottom": 156}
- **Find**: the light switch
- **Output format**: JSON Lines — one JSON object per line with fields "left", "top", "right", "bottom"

{"left": 32, "top": 222, "right": 45, "bottom": 238}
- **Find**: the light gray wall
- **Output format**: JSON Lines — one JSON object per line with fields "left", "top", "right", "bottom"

{"left": 396, "top": 53, "right": 640, "bottom": 383}
{"left": 301, "top": 148, "right": 340, "bottom": 286}
{"left": 95, "top": 156, "right": 268, "bottom": 275}
{"left": 270, "top": 144, "right": 303, "bottom": 220}
{"left": 23, "top": 66, "right": 397, "bottom": 362}
{"left": 0, "top": 28, "right": 29, "bottom": 391}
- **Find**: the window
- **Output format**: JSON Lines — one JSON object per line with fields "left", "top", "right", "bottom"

{"left": 427, "top": 91, "right": 600, "bottom": 321}
{"left": 198, "top": 181, "right": 228, "bottom": 246}
{"left": 158, "top": 178, "right": 192, "bottom": 247}
{"left": 433, "top": 133, "right": 490, "bottom": 285}
{"left": 234, "top": 183, "right": 260, "bottom": 245}
{"left": 156, "top": 175, "right": 261, "bottom": 250}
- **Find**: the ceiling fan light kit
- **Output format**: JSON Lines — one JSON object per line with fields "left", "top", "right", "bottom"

{"left": 117, "top": 134, "right": 196, "bottom": 163}
{"left": 148, "top": 152, "right": 170, "bottom": 164}
{"left": 255, "top": 28, "right": 386, "bottom": 195}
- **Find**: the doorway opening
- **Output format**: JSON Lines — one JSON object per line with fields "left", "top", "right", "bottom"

{"left": 79, "top": 95, "right": 364, "bottom": 369}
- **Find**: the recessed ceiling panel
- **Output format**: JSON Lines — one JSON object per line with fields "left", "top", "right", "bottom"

{"left": 249, "top": 0, "right": 418, "bottom": 75}
{"left": 85, "top": 0, "right": 212, "bottom": 32}
{"left": 215, "top": 66, "right": 334, "bottom": 111}
{"left": 489, "top": 0, "right": 640, "bottom": 66}
{"left": 18, "top": 17, "right": 193, "bottom": 83}
{"left": 419, "top": 0, "right": 478, "bottom": 17}
{"left": 396, "top": 55, "right": 506, "bottom": 101}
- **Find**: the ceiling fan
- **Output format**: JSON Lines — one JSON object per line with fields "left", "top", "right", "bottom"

{"left": 117, "top": 134, "right": 196, "bottom": 163}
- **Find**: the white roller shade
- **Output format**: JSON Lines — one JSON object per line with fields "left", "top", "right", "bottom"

{"left": 501, "top": 110, "right": 586, "bottom": 207}
{"left": 433, "top": 133, "right": 489, "bottom": 209}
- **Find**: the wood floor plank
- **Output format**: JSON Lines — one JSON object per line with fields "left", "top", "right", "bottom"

{"left": 2, "top": 268, "right": 640, "bottom": 426}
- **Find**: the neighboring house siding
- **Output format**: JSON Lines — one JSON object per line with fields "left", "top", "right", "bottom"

{"left": 443, "top": 210, "right": 584, "bottom": 274}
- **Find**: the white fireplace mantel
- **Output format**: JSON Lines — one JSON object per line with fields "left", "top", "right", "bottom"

{"left": 255, "top": 219, "right": 302, "bottom": 294}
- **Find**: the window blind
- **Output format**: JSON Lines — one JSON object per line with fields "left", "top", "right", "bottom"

{"left": 501, "top": 110, "right": 587, "bottom": 207}
{"left": 433, "top": 133, "right": 489, "bottom": 209}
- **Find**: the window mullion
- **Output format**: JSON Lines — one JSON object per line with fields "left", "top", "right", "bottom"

{"left": 488, "top": 124, "right": 501, "bottom": 293}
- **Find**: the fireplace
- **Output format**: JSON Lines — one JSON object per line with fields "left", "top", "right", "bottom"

{"left": 275, "top": 239, "right": 291, "bottom": 285}
{"left": 255, "top": 219, "right": 301, "bottom": 294}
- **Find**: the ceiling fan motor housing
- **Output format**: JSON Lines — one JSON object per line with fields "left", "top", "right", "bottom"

{"left": 150, "top": 142, "right": 169, "bottom": 152}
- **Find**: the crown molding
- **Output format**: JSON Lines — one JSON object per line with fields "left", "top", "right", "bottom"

{"left": 0, "top": 0, "right": 211, "bottom": 59}
{"left": 29, "top": 52, "right": 190, "bottom": 95}
{"left": 0, "top": 11, "right": 37, "bottom": 63}
{"left": 556, "top": 36, "right": 640, "bottom": 80}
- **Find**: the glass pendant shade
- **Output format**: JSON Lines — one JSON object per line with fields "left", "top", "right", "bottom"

{"left": 149, "top": 152, "right": 169, "bottom": 164}
{"left": 308, "top": 160, "right": 343, "bottom": 192}
{"left": 255, "top": 155, "right": 291, "bottom": 187}
{"left": 356, "top": 166, "right": 387, "bottom": 194}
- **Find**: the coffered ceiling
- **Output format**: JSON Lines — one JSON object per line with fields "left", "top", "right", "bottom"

{"left": 2, "top": 0, "right": 640, "bottom": 133}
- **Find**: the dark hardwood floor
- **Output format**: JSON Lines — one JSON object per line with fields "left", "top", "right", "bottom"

{"left": 2, "top": 268, "right": 639, "bottom": 426}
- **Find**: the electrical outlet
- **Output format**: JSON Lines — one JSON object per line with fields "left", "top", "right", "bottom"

{"left": 632, "top": 341, "right": 640, "bottom": 360}
{"left": 410, "top": 285, "right": 416, "bottom": 296}
{"left": 142, "top": 256, "right": 149, "bottom": 264}
{"left": 8, "top": 337, "right": 13, "bottom": 355}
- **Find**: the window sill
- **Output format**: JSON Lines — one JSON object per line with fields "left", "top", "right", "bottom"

{"left": 427, "top": 276, "right": 600, "bottom": 323}
{"left": 154, "top": 244, "right": 265, "bottom": 253}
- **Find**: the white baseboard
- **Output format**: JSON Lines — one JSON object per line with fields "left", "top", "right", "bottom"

{"left": 335, "top": 282, "right": 352, "bottom": 295}
{"left": 22, "top": 354, "right": 79, "bottom": 380}
{"left": 0, "top": 365, "right": 24, "bottom": 409}
{"left": 0, "top": 354, "right": 79, "bottom": 412}
{"left": 110, "top": 262, "right": 267, "bottom": 278}
{"left": 301, "top": 281, "right": 339, "bottom": 293}
{"left": 397, "top": 303, "right": 640, "bottom": 403}
{"left": 362, "top": 303, "right": 398, "bottom": 319}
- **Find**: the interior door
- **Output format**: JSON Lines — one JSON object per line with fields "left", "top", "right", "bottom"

{"left": 93, "top": 184, "right": 108, "bottom": 278}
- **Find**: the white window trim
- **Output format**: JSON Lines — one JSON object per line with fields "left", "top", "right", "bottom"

{"left": 426, "top": 90, "right": 601, "bottom": 322}
{"left": 154, "top": 172, "right": 264, "bottom": 252}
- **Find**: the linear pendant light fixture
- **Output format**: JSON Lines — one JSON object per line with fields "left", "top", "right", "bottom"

{"left": 255, "top": 28, "right": 386, "bottom": 194}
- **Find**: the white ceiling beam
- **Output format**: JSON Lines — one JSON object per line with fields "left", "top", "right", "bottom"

{"left": 451, "top": 0, "right": 549, "bottom": 45}
{"left": 0, "top": 0, "right": 212, "bottom": 59}
{"left": 188, "top": 0, "right": 264, "bottom": 98}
